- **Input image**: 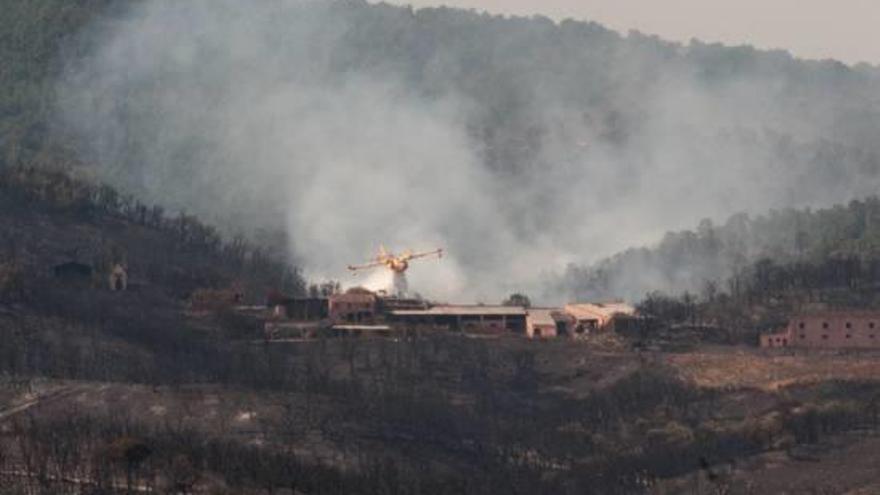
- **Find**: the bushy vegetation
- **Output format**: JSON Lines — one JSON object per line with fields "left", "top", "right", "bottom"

{"left": 553, "top": 198, "right": 880, "bottom": 346}
{"left": 564, "top": 198, "right": 880, "bottom": 301}
{"left": 4, "top": 336, "right": 879, "bottom": 494}
{"left": 0, "top": 165, "right": 304, "bottom": 300}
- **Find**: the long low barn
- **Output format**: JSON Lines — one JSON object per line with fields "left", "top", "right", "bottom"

{"left": 762, "top": 311, "right": 880, "bottom": 349}
{"left": 388, "top": 305, "right": 527, "bottom": 334}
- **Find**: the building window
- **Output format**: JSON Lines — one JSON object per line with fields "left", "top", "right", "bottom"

{"left": 871, "top": 322, "right": 876, "bottom": 329}
{"left": 799, "top": 322, "right": 805, "bottom": 329}
{"left": 846, "top": 322, "right": 852, "bottom": 329}
{"left": 846, "top": 334, "right": 852, "bottom": 339}
{"left": 822, "top": 322, "right": 829, "bottom": 329}
{"left": 822, "top": 335, "right": 829, "bottom": 340}
{"left": 800, "top": 334, "right": 806, "bottom": 339}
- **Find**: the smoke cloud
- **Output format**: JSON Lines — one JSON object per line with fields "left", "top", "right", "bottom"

{"left": 57, "top": 0, "right": 880, "bottom": 303}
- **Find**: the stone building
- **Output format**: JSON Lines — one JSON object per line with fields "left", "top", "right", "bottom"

{"left": 329, "top": 289, "right": 377, "bottom": 324}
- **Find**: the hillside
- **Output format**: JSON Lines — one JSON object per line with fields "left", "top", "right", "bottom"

{"left": 0, "top": 0, "right": 118, "bottom": 166}
{"left": 6, "top": 4, "right": 880, "bottom": 493}
{"left": 4, "top": 0, "right": 880, "bottom": 297}
{"left": 557, "top": 197, "right": 880, "bottom": 302}
{"left": 1, "top": 167, "right": 880, "bottom": 493}
{"left": 0, "top": 165, "right": 304, "bottom": 380}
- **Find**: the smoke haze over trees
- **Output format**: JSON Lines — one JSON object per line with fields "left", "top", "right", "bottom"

{"left": 560, "top": 198, "right": 880, "bottom": 302}
{"left": 6, "top": 0, "right": 880, "bottom": 301}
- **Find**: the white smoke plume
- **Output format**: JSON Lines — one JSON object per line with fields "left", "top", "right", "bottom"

{"left": 57, "top": 0, "right": 880, "bottom": 303}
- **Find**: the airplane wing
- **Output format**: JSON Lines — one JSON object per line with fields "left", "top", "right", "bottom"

{"left": 347, "top": 261, "right": 385, "bottom": 271}
{"left": 406, "top": 248, "right": 443, "bottom": 261}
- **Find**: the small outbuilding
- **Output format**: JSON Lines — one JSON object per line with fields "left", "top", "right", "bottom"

{"left": 526, "top": 309, "right": 558, "bottom": 339}
{"left": 564, "top": 302, "right": 638, "bottom": 336}
{"left": 108, "top": 263, "right": 128, "bottom": 291}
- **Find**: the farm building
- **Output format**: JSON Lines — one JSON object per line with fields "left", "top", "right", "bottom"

{"left": 388, "top": 305, "right": 527, "bottom": 335}
{"left": 254, "top": 285, "right": 644, "bottom": 343}
{"left": 526, "top": 309, "right": 560, "bottom": 339}
{"left": 378, "top": 296, "right": 431, "bottom": 312}
{"left": 329, "top": 289, "right": 378, "bottom": 324}
{"left": 761, "top": 311, "right": 880, "bottom": 349}
{"left": 563, "top": 302, "right": 638, "bottom": 337}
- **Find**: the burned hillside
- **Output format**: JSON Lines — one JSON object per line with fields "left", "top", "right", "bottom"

{"left": 4, "top": 1, "right": 880, "bottom": 493}
{"left": 0, "top": 170, "right": 879, "bottom": 493}
{"left": 0, "top": 166, "right": 303, "bottom": 300}
{"left": 0, "top": 166, "right": 304, "bottom": 382}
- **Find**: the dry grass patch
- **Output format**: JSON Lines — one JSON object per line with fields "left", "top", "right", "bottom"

{"left": 667, "top": 348, "right": 880, "bottom": 390}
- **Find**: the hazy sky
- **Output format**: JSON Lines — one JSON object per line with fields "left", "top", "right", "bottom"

{"left": 379, "top": 0, "right": 879, "bottom": 65}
